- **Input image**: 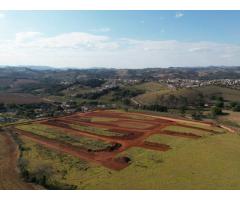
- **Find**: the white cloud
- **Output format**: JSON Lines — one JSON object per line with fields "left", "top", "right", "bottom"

{"left": 175, "top": 12, "right": 184, "bottom": 18}
{"left": 14, "top": 32, "right": 118, "bottom": 50}
{"left": 15, "top": 32, "right": 43, "bottom": 43}
{"left": 91, "top": 27, "right": 111, "bottom": 33}
{"left": 0, "top": 13, "right": 5, "bottom": 19}
{"left": 0, "top": 31, "right": 239, "bottom": 68}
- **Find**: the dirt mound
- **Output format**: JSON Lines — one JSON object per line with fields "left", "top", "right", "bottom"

{"left": 114, "top": 156, "right": 131, "bottom": 164}
{"left": 141, "top": 141, "right": 171, "bottom": 151}
{"left": 91, "top": 143, "right": 122, "bottom": 152}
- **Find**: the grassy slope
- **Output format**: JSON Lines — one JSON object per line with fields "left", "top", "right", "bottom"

{"left": 19, "top": 123, "right": 240, "bottom": 189}
{"left": 196, "top": 86, "right": 240, "bottom": 102}
{"left": 95, "top": 133, "right": 240, "bottom": 189}
{"left": 218, "top": 111, "right": 240, "bottom": 128}
{"left": 20, "top": 136, "right": 111, "bottom": 189}
{"left": 135, "top": 85, "right": 240, "bottom": 105}
{"left": 162, "top": 125, "right": 223, "bottom": 136}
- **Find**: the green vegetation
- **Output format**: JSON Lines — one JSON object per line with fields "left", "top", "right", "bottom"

{"left": 17, "top": 124, "right": 112, "bottom": 151}
{"left": 18, "top": 137, "right": 111, "bottom": 189}
{"left": 13, "top": 110, "right": 240, "bottom": 189}
{"left": 106, "top": 133, "right": 240, "bottom": 189}
{"left": 19, "top": 131, "right": 240, "bottom": 189}
{"left": 146, "top": 134, "right": 192, "bottom": 148}
{"left": 230, "top": 102, "right": 240, "bottom": 112}
{"left": 210, "top": 106, "right": 223, "bottom": 118}
{"left": 218, "top": 111, "right": 240, "bottom": 130}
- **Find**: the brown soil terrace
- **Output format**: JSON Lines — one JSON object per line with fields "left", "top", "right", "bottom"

{"left": 13, "top": 110, "right": 222, "bottom": 171}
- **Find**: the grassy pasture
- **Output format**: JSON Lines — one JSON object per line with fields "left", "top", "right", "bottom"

{"left": 19, "top": 136, "right": 111, "bottom": 189}
{"left": 134, "top": 85, "right": 240, "bottom": 105}
{"left": 13, "top": 110, "right": 240, "bottom": 189}
{"left": 196, "top": 86, "right": 240, "bottom": 102}
{"left": 218, "top": 111, "right": 240, "bottom": 130}
{"left": 162, "top": 125, "right": 217, "bottom": 136}
{"left": 146, "top": 134, "right": 192, "bottom": 148}
{"left": 20, "top": 131, "right": 240, "bottom": 189}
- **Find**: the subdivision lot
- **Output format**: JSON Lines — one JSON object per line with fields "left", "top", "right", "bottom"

{"left": 12, "top": 109, "right": 240, "bottom": 189}
{"left": 14, "top": 109, "right": 222, "bottom": 171}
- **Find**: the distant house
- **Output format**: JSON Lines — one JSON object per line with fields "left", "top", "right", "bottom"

{"left": 97, "top": 104, "right": 106, "bottom": 109}
{"left": 81, "top": 106, "right": 89, "bottom": 112}
{"left": 0, "top": 117, "right": 5, "bottom": 123}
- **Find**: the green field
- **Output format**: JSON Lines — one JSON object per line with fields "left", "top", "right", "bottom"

{"left": 19, "top": 137, "right": 109, "bottom": 189}
{"left": 218, "top": 111, "right": 240, "bottom": 131}
{"left": 16, "top": 120, "right": 240, "bottom": 189}
{"left": 135, "top": 85, "right": 240, "bottom": 105}
{"left": 162, "top": 125, "right": 219, "bottom": 136}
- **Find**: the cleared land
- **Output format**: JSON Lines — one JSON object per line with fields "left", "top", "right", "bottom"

{"left": 0, "top": 93, "right": 44, "bottom": 104}
{"left": 10, "top": 109, "right": 239, "bottom": 189}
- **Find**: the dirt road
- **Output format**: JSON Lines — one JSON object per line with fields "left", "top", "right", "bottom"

{"left": 0, "top": 131, "right": 40, "bottom": 189}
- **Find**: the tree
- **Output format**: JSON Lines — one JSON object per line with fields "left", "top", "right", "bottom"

{"left": 191, "top": 110, "right": 202, "bottom": 120}
{"left": 32, "top": 164, "right": 54, "bottom": 185}
{"left": 211, "top": 106, "right": 222, "bottom": 118}
{"left": 233, "top": 103, "right": 240, "bottom": 112}
{"left": 230, "top": 101, "right": 237, "bottom": 108}
{"left": 215, "top": 100, "right": 224, "bottom": 108}
{"left": 179, "top": 106, "right": 186, "bottom": 116}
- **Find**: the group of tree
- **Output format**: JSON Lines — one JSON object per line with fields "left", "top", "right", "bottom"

{"left": 142, "top": 104, "right": 168, "bottom": 112}
{"left": 230, "top": 102, "right": 240, "bottom": 112}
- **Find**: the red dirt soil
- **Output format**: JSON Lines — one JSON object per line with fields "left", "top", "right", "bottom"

{"left": 14, "top": 110, "right": 222, "bottom": 170}
{"left": 16, "top": 130, "right": 128, "bottom": 170}
{"left": 139, "top": 141, "right": 171, "bottom": 151}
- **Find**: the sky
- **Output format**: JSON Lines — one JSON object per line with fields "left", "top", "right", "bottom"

{"left": 0, "top": 11, "right": 240, "bottom": 68}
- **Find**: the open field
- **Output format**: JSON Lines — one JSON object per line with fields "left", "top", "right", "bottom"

{"left": 134, "top": 85, "right": 240, "bottom": 105}
{"left": 10, "top": 109, "right": 240, "bottom": 189}
{"left": 218, "top": 111, "right": 240, "bottom": 131}
{"left": 0, "top": 93, "right": 44, "bottom": 104}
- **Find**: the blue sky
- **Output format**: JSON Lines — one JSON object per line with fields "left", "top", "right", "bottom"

{"left": 0, "top": 11, "right": 240, "bottom": 68}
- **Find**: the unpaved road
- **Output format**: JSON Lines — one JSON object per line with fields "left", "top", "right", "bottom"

{"left": 0, "top": 131, "right": 40, "bottom": 189}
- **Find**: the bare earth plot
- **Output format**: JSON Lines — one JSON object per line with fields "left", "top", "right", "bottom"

{"left": 14, "top": 110, "right": 221, "bottom": 171}
{"left": 11, "top": 109, "right": 240, "bottom": 189}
